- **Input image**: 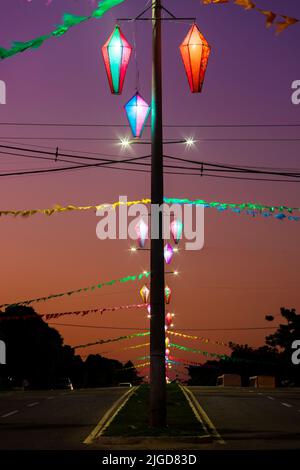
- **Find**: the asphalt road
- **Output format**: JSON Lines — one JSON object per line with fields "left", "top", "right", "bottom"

{"left": 190, "top": 387, "right": 300, "bottom": 450}
{"left": 0, "top": 387, "right": 127, "bottom": 450}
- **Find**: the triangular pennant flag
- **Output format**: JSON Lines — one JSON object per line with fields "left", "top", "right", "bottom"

{"left": 234, "top": 0, "right": 256, "bottom": 10}
{"left": 257, "top": 9, "right": 277, "bottom": 28}
{"left": 275, "top": 15, "right": 299, "bottom": 34}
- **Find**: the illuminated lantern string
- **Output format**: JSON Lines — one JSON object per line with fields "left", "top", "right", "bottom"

{"left": 165, "top": 312, "right": 173, "bottom": 327}
{"left": 140, "top": 284, "right": 150, "bottom": 304}
{"left": 124, "top": 92, "right": 151, "bottom": 138}
{"left": 102, "top": 25, "right": 132, "bottom": 95}
{"left": 135, "top": 218, "right": 148, "bottom": 248}
{"left": 179, "top": 24, "right": 211, "bottom": 93}
{"left": 170, "top": 219, "right": 183, "bottom": 245}
{"left": 164, "top": 285, "right": 172, "bottom": 305}
{"left": 164, "top": 242, "right": 174, "bottom": 264}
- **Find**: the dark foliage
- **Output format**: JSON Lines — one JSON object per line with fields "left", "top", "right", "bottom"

{"left": 0, "top": 306, "right": 141, "bottom": 389}
{"left": 187, "top": 307, "right": 300, "bottom": 387}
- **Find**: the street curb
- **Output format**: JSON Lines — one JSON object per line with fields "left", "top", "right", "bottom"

{"left": 83, "top": 386, "right": 139, "bottom": 444}
{"left": 181, "top": 385, "right": 225, "bottom": 445}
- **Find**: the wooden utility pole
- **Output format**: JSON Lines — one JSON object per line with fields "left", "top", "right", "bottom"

{"left": 150, "top": 0, "right": 166, "bottom": 427}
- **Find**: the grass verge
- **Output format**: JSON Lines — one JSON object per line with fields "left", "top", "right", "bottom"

{"left": 104, "top": 383, "right": 206, "bottom": 437}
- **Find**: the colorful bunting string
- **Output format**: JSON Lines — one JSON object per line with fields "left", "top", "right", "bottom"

{"left": 41, "top": 303, "right": 147, "bottom": 320}
{"left": 1, "top": 197, "right": 299, "bottom": 220}
{"left": 124, "top": 342, "right": 150, "bottom": 351}
{"left": 74, "top": 331, "right": 150, "bottom": 349}
{"left": 170, "top": 342, "right": 276, "bottom": 365}
{"left": 0, "top": 0, "right": 125, "bottom": 61}
{"left": 121, "top": 361, "right": 150, "bottom": 371}
{"left": 201, "top": 0, "right": 299, "bottom": 34}
{"left": 0, "top": 271, "right": 150, "bottom": 308}
{"left": 0, "top": 303, "right": 147, "bottom": 320}
{"left": 168, "top": 356, "right": 208, "bottom": 367}
{"left": 25, "top": 1, "right": 97, "bottom": 5}
{"left": 169, "top": 330, "right": 231, "bottom": 348}
{"left": 170, "top": 341, "right": 233, "bottom": 360}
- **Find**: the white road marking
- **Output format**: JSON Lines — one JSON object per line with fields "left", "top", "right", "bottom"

{"left": 1, "top": 410, "right": 19, "bottom": 418}
{"left": 46, "top": 396, "right": 54, "bottom": 400}
{"left": 281, "top": 402, "right": 292, "bottom": 408}
{"left": 27, "top": 402, "right": 39, "bottom": 407}
{"left": 257, "top": 393, "right": 263, "bottom": 395}
{"left": 267, "top": 396, "right": 275, "bottom": 400}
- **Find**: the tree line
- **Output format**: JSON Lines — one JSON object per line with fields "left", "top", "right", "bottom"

{"left": 187, "top": 307, "right": 300, "bottom": 387}
{"left": 0, "top": 306, "right": 142, "bottom": 389}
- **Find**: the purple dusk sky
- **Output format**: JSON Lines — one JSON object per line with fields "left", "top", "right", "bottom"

{"left": 0, "top": 0, "right": 299, "bottom": 369}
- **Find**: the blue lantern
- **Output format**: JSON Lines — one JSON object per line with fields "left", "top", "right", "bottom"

{"left": 124, "top": 92, "right": 151, "bottom": 138}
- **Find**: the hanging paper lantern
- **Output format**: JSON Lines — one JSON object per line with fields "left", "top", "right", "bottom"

{"left": 165, "top": 312, "right": 173, "bottom": 328}
{"left": 135, "top": 218, "right": 148, "bottom": 248}
{"left": 124, "top": 92, "right": 151, "bottom": 138}
{"left": 140, "top": 284, "right": 150, "bottom": 303}
{"left": 164, "top": 243, "right": 174, "bottom": 265}
{"left": 165, "top": 337, "right": 170, "bottom": 348}
{"left": 165, "top": 348, "right": 170, "bottom": 357}
{"left": 170, "top": 219, "right": 183, "bottom": 245}
{"left": 179, "top": 24, "right": 211, "bottom": 93}
{"left": 102, "top": 25, "right": 132, "bottom": 95}
{"left": 147, "top": 304, "right": 151, "bottom": 315}
{"left": 164, "top": 285, "right": 172, "bottom": 304}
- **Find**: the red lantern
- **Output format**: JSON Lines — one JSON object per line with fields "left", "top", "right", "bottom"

{"left": 165, "top": 312, "right": 173, "bottom": 328}
{"left": 179, "top": 24, "right": 211, "bottom": 93}
{"left": 102, "top": 25, "right": 132, "bottom": 95}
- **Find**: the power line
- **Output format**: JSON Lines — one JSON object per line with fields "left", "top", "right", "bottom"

{"left": 3, "top": 143, "right": 300, "bottom": 177}
{"left": 0, "top": 122, "right": 300, "bottom": 128}
{"left": 1, "top": 144, "right": 300, "bottom": 182}
{"left": 0, "top": 136, "right": 300, "bottom": 143}
{"left": 3, "top": 139, "right": 300, "bottom": 173}
{"left": 165, "top": 155, "right": 300, "bottom": 178}
{"left": 48, "top": 322, "right": 278, "bottom": 331}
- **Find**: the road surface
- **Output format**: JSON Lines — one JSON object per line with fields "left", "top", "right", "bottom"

{"left": 0, "top": 387, "right": 127, "bottom": 449}
{"left": 189, "top": 386, "right": 300, "bottom": 450}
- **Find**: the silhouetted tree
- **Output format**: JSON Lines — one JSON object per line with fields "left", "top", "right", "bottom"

{"left": 117, "top": 360, "right": 143, "bottom": 385}
{"left": 188, "top": 307, "right": 300, "bottom": 386}
{"left": 0, "top": 306, "right": 72, "bottom": 388}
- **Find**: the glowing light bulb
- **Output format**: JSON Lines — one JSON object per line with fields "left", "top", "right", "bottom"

{"left": 185, "top": 137, "right": 196, "bottom": 148}
{"left": 120, "top": 136, "right": 131, "bottom": 149}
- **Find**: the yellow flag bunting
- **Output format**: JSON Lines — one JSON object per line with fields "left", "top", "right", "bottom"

{"left": 202, "top": 0, "right": 299, "bottom": 33}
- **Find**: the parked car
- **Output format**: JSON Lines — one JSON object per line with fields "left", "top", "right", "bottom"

{"left": 53, "top": 377, "right": 74, "bottom": 391}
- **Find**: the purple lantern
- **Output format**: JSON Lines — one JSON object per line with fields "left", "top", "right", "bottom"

{"left": 164, "top": 243, "right": 174, "bottom": 264}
